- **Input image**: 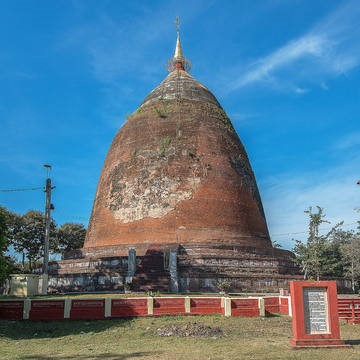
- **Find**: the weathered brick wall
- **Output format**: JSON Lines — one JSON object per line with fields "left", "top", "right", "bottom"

{"left": 85, "top": 95, "right": 272, "bottom": 249}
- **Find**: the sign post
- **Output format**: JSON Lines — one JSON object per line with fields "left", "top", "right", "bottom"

{"left": 290, "top": 281, "right": 349, "bottom": 349}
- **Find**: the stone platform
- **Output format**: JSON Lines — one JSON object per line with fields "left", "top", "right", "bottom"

{"left": 48, "top": 242, "right": 302, "bottom": 293}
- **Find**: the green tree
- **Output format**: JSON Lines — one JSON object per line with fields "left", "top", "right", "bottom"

{"left": 53, "top": 222, "right": 86, "bottom": 257}
{"left": 271, "top": 240, "right": 283, "bottom": 248}
{"left": 340, "top": 228, "right": 360, "bottom": 293}
{"left": 0, "top": 207, "right": 19, "bottom": 282}
{"left": 9, "top": 210, "right": 56, "bottom": 271}
{"left": 0, "top": 206, "right": 11, "bottom": 283}
{"left": 323, "top": 231, "right": 346, "bottom": 278}
{"left": 7, "top": 211, "right": 26, "bottom": 268}
{"left": 293, "top": 206, "right": 342, "bottom": 280}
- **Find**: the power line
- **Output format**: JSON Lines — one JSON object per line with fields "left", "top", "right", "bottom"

{"left": 1, "top": 185, "right": 357, "bottom": 235}
{"left": 0, "top": 186, "right": 43, "bottom": 193}
{"left": 272, "top": 221, "right": 359, "bottom": 237}
{"left": 56, "top": 212, "right": 88, "bottom": 221}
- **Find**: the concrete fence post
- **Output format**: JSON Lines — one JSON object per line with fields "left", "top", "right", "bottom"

{"left": 147, "top": 297, "right": 154, "bottom": 315}
{"left": 224, "top": 297, "right": 232, "bottom": 317}
{"left": 23, "top": 298, "right": 31, "bottom": 320}
{"left": 287, "top": 296, "right": 292, "bottom": 317}
{"left": 64, "top": 298, "right": 72, "bottom": 319}
{"left": 105, "top": 298, "right": 112, "bottom": 318}
{"left": 185, "top": 296, "right": 191, "bottom": 313}
{"left": 258, "top": 297, "right": 265, "bottom": 317}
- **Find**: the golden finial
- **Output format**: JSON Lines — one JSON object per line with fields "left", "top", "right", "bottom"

{"left": 174, "top": 32, "right": 184, "bottom": 60}
{"left": 173, "top": 17, "right": 183, "bottom": 60}
{"left": 167, "top": 17, "right": 191, "bottom": 72}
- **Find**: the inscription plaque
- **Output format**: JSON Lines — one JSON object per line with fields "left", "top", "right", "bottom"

{"left": 303, "top": 287, "right": 329, "bottom": 334}
{"left": 290, "top": 281, "right": 348, "bottom": 348}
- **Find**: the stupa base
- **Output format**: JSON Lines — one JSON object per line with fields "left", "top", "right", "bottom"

{"left": 48, "top": 242, "right": 302, "bottom": 293}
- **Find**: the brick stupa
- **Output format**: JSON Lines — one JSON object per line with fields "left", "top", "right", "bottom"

{"left": 49, "top": 31, "right": 300, "bottom": 293}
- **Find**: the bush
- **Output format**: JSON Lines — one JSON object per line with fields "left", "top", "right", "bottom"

{"left": 124, "top": 282, "right": 133, "bottom": 292}
{"left": 217, "top": 279, "right": 232, "bottom": 293}
{"left": 159, "top": 136, "right": 172, "bottom": 155}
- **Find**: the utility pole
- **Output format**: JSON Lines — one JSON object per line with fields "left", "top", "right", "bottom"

{"left": 42, "top": 164, "right": 55, "bottom": 294}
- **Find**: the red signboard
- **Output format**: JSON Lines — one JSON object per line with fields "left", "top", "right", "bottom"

{"left": 290, "top": 281, "right": 349, "bottom": 349}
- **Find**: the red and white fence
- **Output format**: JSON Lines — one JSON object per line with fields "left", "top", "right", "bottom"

{"left": 0, "top": 296, "right": 289, "bottom": 321}
{"left": 0, "top": 295, "right": 358, "bottom": 322}
{"left": 338, "top": 298, "right": 360, "bottom": 324}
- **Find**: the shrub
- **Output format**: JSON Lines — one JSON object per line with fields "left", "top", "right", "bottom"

{"left": 160, "top": 136, "right": 172, "bottom": 155}
{"left": 217, "top": 279, "right": 232, "bottom": 293}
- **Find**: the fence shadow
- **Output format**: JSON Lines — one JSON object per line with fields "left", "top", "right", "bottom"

{"left": 19, "top": 352, "right": 159, "bottom": 360}
{"left": 345, "top": 339, "right": 360, "bottom": 346}
{"left": 0, "top": 318, "right": 135, "bottom": 340}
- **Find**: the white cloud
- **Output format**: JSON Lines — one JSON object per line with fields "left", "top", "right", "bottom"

{"left": 261, "top": 154, "right": 360, "bottom": 250}
{"left": 335, "top": 131, "right": 360, "bottom": 150}
{"left": 233, "top": 35, "right": 330, "bottom": 88}
{"left": 59, "top": 1, "right": 212, "bottom": 86}
{"left": 320, "top": 82, "right": 329, "bottom": 90}
{"left": 229, "top": 0, "right": 360, "bottom": 92}
{"left": 56, "top": 1, "right": 213, "bottom": 128}
{"left": 294, "top": 87, "right": 309, "bottom": 94}
{"left": 60, "top": 14, "right": 167, "bottom": 85}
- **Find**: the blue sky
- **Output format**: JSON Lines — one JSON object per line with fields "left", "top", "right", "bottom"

{"left": 0, "top": 0, "right": 359, "bottom": 250}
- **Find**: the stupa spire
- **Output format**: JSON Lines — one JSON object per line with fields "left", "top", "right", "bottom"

{"left": 167, "top": 17, "right": 191, "bottom": 72}
{"left": 174, "top": 31, "right": 184, "bottom": 61}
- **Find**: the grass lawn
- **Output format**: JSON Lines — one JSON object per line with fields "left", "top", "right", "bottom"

{"left": 0, "top": 315, "right": 359, "bottom": 360}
